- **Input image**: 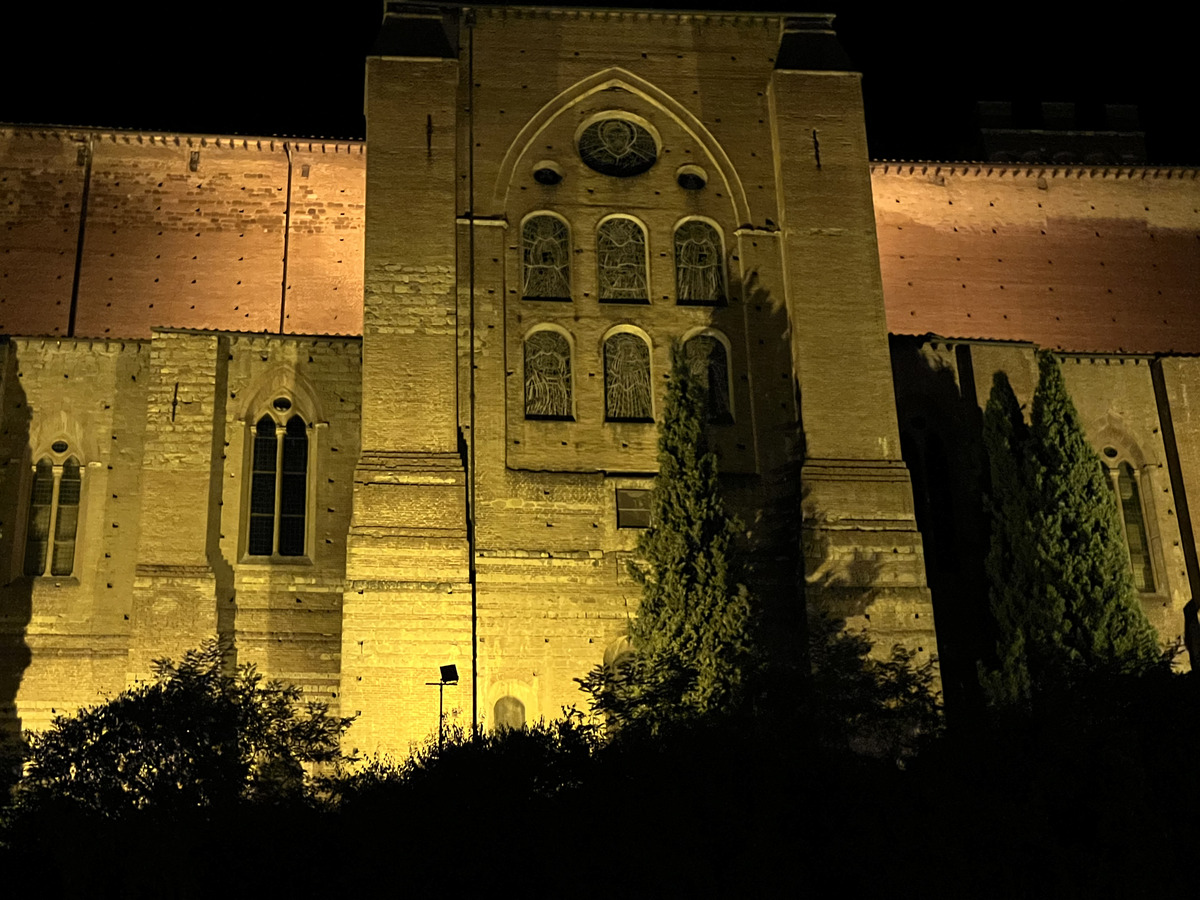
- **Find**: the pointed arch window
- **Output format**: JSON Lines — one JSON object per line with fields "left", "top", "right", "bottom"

{"left": 684, "top": 334, "right": 733, "bottom": 424}
{"left": 1102, "top": 450, "right": 1157, "bottom": 594}
{"left": 24, "top": 454, "right": 82, "bottom": 577}
{"left": 597, "top": 218, "right": 649, "bottom": 303}
{"left": 248, "top": 412, "right": 309, "bottom": 558}
{"left": 1117, "top": 462, "right": 1155, "bottom": 593}
{"left": 604, "top": 332, "right": 653, "bottom": 421}
{"left": 675, "top": 221, "right": 725, "bottom": 304}
{"left": 522, "top": 215, "right": 571, "bottom": 300}
{"left": 524, "top": 329, "right": 573, "bottom": 420}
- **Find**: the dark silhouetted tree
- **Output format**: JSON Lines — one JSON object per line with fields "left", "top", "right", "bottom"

{"left": 981, "top": 351, "right": 1160, "bottom": 703}
{"left": 579, "top": 343, "right": 753, "bottom": 732}
{"left": 9, "top": 640, "right": 353, "bottom": 817}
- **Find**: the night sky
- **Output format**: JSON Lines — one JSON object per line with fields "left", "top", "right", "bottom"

{"left": 2, "top": 2, "right": 1194, "bottom": 164}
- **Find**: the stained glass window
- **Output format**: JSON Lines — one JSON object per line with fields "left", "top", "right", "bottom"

{"left": 249, "top": 416, "right": 278, "bottom": 556}
{"left": 685, "top": 335, "right": 732, "bottom": 424}
{"left": 524, "top": 330, "right": 573, "bottom": 419}
{"left": 248, "top": 411, "right": 308, "bottom": 558}
{"left": 578, "top": 118, "right": 657, "bottom": 177}
{"left": 24, "top": 453, "right": 82, "bottom": 578}
{"left": 279, "top": 416, "right": 308, "bottom": 557}
{"left": 23, "top": 459, "right": 53, "bottom": 576}
{"left": 597, "top": 218, "right": 648, "bottom": 303}
{"left": 675, "top": 221, "right": 725, "bottom": 304}
{"left": 1118, "top": 462, "right": 1155, "bottom": 592}
{"left": 522, "top": 215, "right": 571, "bottom": 300}
{"left": 51, "top": 459, "right": 80, "bottom": 576}
{"left": 604, "top": 333, "right": 653, "bottom": 421}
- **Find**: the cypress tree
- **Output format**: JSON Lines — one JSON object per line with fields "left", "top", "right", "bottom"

{"left": 579, "top": 343, "right": 754, "bottom": 732}
{"left": 980, "top": 370, "right": 1035, "bottom": 704}
{"left": 981, "top": 351, "right": 1160, "bottom": 703}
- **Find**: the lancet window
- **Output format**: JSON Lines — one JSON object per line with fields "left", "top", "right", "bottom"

{"left": 603, "top": 332, "right": 653, "bottom": 421}
{"left": 249, "top": 411, "right": 308, "bottom": 558}
{"left": 1116, "top": 461, "right": 1155, "bottom": 592}
{"left": 1102, "top": 449, "right": 1156, "bottom": 593}
{"left": 684, "top": 333, "right": 733, "bottom": 424}
{"left": 597, "top": 218, "right": 649, "bottom": 303}
{"left": 524, "top": 329, "right": 573, "bottom": 419}
{"left": 24, "top": 451, "right": 82, "bottom": 577}
{"left": 674, "top": 220, "right": 725, "bottom": 304}
{"left": 522, "top": 215, "right": 571, "bottom": 300}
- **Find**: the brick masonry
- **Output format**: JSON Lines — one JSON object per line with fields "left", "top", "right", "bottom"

{"left": 1, "top": 6, "right": 1197, "bottom": 750}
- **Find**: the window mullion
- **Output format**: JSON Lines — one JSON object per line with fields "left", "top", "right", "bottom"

{"left": 273, "top": 428, "right": 284, "bottom": 556}
{"left": 45, "top": 467, "right": 63, "bottom": 578}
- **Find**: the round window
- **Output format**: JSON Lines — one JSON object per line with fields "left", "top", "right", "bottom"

{"left": 578, "top": 118, "right": 657, "bottom": 177}
{"left": 51, "top": 440, "right": 69, "bottom": 454}
{"left": 273, "top": 397, "right": 292, "bottom": 412}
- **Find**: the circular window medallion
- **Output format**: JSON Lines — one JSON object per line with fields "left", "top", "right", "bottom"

{"left": 51, "top": 440, "right": 69, "bottom": 454}
{"left": 1103, "top": 446, "right": 1118, "bottom": 458}
{"left": 578, "top": 118, "right": 657, "bottom": 177}
{"left": 273, "top": 397, "right": 292, "bottom": 412}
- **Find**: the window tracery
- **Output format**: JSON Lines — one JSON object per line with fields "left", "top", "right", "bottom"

{"left": 524, "top": 330, "right": 573, "bottom": 419}
{"left": 597, "top": 218, "right": 648, "bottom": 303}
{"left": 578, "top": 119, "right": 657, "bottom": 177}
{"left": 675, "top": 221, "right": 725, "bottom": 304}
{"left": 24, "top": 451, "right": 81, "bottom": 578}
{"left": 522, "top": 215, "right": 571, "bottom": 300}
{"left": 604, "top": 332, "right": 653, "bottom": 421}
{"left": 248, "top": 411, "right": 308, "bottom": 558}
{"left": 685, "top": 334, "right": 732, "bottom": 424}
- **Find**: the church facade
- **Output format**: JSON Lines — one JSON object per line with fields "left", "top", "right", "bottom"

{"left": 1, "top": 4, "right": 1197, "bottom": 753}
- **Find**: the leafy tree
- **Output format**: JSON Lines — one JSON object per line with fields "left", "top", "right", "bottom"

{"left": 807, "top": 614, "right": 943, "bottom": 760}
{"left": 981, "top": 351, "right": 1160, "bottom": 703}
{"left": 579, "top": 343, "right": 754, "bottom": 732}
{"left": 9, "top": 640, "right": 354, "bottom": 818}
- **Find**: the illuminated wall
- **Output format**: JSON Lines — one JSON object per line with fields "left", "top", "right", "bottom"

{"left": 5, "top": 4, "right": 1195, "bottom": 752}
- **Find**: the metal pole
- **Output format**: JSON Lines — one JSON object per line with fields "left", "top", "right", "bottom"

{"left": 438, "top": 681, "right": 445, "bottom": 751}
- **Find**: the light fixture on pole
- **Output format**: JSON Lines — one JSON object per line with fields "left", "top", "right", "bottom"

{"left": 426, "top": 664, "right": 459, "bottom": 751}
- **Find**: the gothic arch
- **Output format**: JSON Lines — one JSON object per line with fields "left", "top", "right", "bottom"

{"left": 492, "top": 67, "right": 750, "bottom": 225}
{"left": 237, "top": 366, "right": 326, "bottom": 427}
{"left": 1091, "top": 413, "right": 1150, "bottom": 470}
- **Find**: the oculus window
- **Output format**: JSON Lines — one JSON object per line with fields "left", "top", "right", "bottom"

{"left": 578, "top": 119, "right": 657, "bottom": 176}
{"left": 249, "top": 413, "right": 308, "bottom": 558}
{"left": 604, "top": 333, "right": 653, "bottom": 422}
{"left": 675, "top": 221, "right": 725, "bottom": 304}
{"left": 24, "top": 454, "right": 81, "bottom": 577}
{"left": 524, "top": 330, "right": 573, "bottom": 419}
{"left": 522, "top": 215, "right": 571, "bottom": 300}
{"left": 597, "top": 218, "right": 649, "bottom": 303}
{"left": 685, "top": 334, "right": 733, "bottom": 424}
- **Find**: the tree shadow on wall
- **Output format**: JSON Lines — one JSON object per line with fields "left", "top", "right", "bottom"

{"left": 0, "top": 341, "right": 33, "bottom": 799}
{"left": 751, "top": 435, "right": 942, "bottom": 763}
{"left": 890, "top": 336, "right": 993, "bottom": 722}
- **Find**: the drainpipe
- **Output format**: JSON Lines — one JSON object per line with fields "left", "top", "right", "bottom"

{"left": 68, "top": 135, "right": 95, "bottom": 338}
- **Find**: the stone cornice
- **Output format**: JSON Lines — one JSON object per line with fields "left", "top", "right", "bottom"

{"left": 0, "top": 125, "right": 364, "bottom": 154}
{"left": 870, "top": 161, "right": 1199, "bottom": 181}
